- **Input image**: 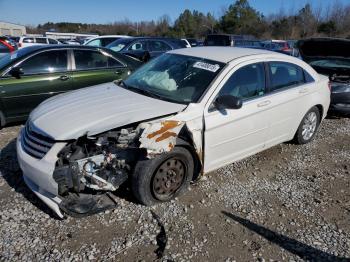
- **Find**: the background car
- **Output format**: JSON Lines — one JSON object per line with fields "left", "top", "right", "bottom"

{"left": 234, "top": 40, "right": 263, "bottom": 48}
{"left": 0, "top": 45, "right": 143, "bottom": 127}
{"left": 181, "top": 38, "right": 192, "bottom": 48}
{"left": 18, "top": 36, "right": 61, "bottom": 48}
{"left": 106, "top": 37, "right": 187, "bottom": 59}
{"left": 262, "top": 40, "right": 292, "bottom": 52}
{"left": 57, "top": 39, "right": 81, "bottom": 45}
{"left": 84, "top": 35, "right": 131, "bottom": 47}
{"left": 298, "top": 38, "right": 350, "bottom": 116}
{"left": 0, "top": 38, "right": 16, "bottom": 59}
{"left": 0, "top": 36, "right": 19, "bottom": 50}
{"left": 186, "top": 38, "right": 200, "bottom": 47}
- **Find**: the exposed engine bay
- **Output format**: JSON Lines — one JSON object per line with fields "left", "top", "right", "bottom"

{"left": 53, "top": 125, "right": 147, "bottom": 216}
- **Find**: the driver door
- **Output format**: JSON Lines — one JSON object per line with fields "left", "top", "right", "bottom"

{"left": 204, "top": 62, "right": 270, "bottom": 172}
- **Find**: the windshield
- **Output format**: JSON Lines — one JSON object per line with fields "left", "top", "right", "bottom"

{"left": 122, "top": 53, "right": 225, "bottom": 104}
{"left": 106, "top": 38, "right": 133, "bottom": 52}
{"left": 309, "top": 59, "right": 350, "bottom": 69}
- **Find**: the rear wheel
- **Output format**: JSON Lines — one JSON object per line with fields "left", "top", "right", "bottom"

{"left": 294, "top": 107, "right": 320, "bottom": 144}
{"left": 132, "top": 147, "right": 194, "bottom": 206}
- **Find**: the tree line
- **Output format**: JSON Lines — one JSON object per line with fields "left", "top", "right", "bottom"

{"left": 27, "top": 0, "right": 350, "bottom": 40}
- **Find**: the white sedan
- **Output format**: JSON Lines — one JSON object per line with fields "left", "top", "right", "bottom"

{"left": 17, "top": 47, "right": 330, "bottom": 218}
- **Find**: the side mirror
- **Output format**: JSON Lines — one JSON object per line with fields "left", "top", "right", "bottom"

{"left": 9, "top": 67, "right": 24, "bottom": 79}
{"left": 215, "top": 95, "right": 243, "bottom": 110}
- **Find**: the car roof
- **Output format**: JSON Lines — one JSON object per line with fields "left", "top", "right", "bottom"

{"left": 18, "top": 44, "right": 109, "bottom": 52}
{"left": 169, "top": 47, "right": 277, "bottom": 63}
{"left": 120, "top": 37, "right": 181, "bottom": 41}
{"left": 89, "top": 35, "right": 131, "bottom": 39}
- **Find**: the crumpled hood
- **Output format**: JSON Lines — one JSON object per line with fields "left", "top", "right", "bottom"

{"left": 298, "top": 38, "right": 350, "bottom": 62}
{"left": 29, "top": 82, "right": 187, "bottom": 140}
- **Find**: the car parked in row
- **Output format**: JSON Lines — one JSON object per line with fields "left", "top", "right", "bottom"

{"left": 16, "top": 47, "right": 330, "bottom": 218}
{"left": 106, "top": 37, "right": 187, "bottom": 60}
{"left": 84, "top": 35, "right": 131, "bottom": 47}
{"left": 58, "top": 39, "right": 81, "bottom": 45}
{"left": 0, "top": 45, "right": 143, "bottom": 127}
{"left": 183, "top": 38, "right": 200, "bottom": 47}
{"left": 0, "top": 36, "right": 19, "bottom": 50}
{"left": 18, "top": 36, "right": 61, "bottom": 48}
{"left": 0, "top": 37, "right": 16, "bottom": 59}
{"left": 298, "top": 38, "right": 350, "bottom": 116}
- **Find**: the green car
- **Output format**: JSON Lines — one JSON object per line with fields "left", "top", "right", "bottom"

{"left": 0, "top": 45, "right": 143, "bottom": 127}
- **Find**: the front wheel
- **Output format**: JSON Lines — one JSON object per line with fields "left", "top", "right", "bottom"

{"left": 131, "top": 147, "right": 194, "bottom": 206}
{"left": 294, "top": 107, "right": 320, "bottom": 144}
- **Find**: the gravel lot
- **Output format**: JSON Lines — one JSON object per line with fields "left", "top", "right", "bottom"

{"left": 0, "top": 116, "right": 349, "bottom": 261}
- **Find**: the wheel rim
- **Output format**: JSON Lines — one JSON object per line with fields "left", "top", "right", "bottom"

{"left": 301, "top": 111, "right": 317, "bottom": 141}
{"left": 152, "top": 158, "right": 186, "bottom": 201}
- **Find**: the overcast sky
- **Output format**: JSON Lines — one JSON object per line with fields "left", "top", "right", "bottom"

{"left": 0, "top": 0, "right": 349, "bottom": 25}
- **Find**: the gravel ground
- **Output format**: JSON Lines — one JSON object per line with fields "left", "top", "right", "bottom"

{"left": 0, "top": 117, "right": 349, "bottom": 261}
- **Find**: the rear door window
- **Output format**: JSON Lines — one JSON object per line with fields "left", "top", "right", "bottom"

{"left": 74, "top": 50, "right": 122, "bottom": 70}
{"left": 19, "top": 50, "right": 68, "bottom": 75}
{"left": 148, "top": 40, "right": 171, "bottom": 52}
{"left": 269, "top": 62, "right": 305, "bottom": 92}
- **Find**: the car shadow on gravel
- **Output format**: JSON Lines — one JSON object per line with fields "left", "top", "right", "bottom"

{"left": 0, "top": 139, "right": 59, "bottom": 219}
{"left": 222, "top": 211, "right": 348, "bottom": 262}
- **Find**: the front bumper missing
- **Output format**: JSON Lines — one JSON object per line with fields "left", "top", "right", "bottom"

{"left": 59, "top": 192, "right": 118, "bottom": 218}
{"left": 17, "top": 130, "right": 120, "bottom": 218}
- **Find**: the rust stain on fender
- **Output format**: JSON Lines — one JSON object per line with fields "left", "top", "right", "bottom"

{"left": 147, "top": 121, "right": 180, "bottom": 139}
{"left": 155, "top": 131, "right": 177, "bottom": 142}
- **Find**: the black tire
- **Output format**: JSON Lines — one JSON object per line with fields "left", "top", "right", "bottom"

{"left": 132, "top": 147, "right": 194, "bottom": 206}
{"left": 294, "top": 106, "right": 320, "bottom": 144}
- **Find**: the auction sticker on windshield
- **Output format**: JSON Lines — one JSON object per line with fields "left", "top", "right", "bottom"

{"left": 193, "top": 62, "right": 220, "bottom": 72}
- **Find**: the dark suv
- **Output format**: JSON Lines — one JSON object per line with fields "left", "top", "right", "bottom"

{"left": 106, "top": 37, "right": 187, "bottom": 59}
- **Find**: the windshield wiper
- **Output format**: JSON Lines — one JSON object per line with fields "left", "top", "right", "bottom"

{"left": 119, "top": 81, "right": 164, "bottom": 100}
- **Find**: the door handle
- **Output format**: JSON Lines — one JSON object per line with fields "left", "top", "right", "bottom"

{"left": 257, "top": 100, "right": 271, "bottom": 107}
{"left": 59, "top": 75, "right": 70, "bottom": 81}
{"left": 299, "top": 88, "right": 308, "bottom": 94}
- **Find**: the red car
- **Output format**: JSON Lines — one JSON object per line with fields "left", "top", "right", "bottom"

{"left": 0, "top": 37, "right": 16, "bottom": 59}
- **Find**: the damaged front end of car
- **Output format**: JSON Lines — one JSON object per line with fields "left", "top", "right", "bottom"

{"left": 52, "top": 117, "right": 203, "bottom": 217}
